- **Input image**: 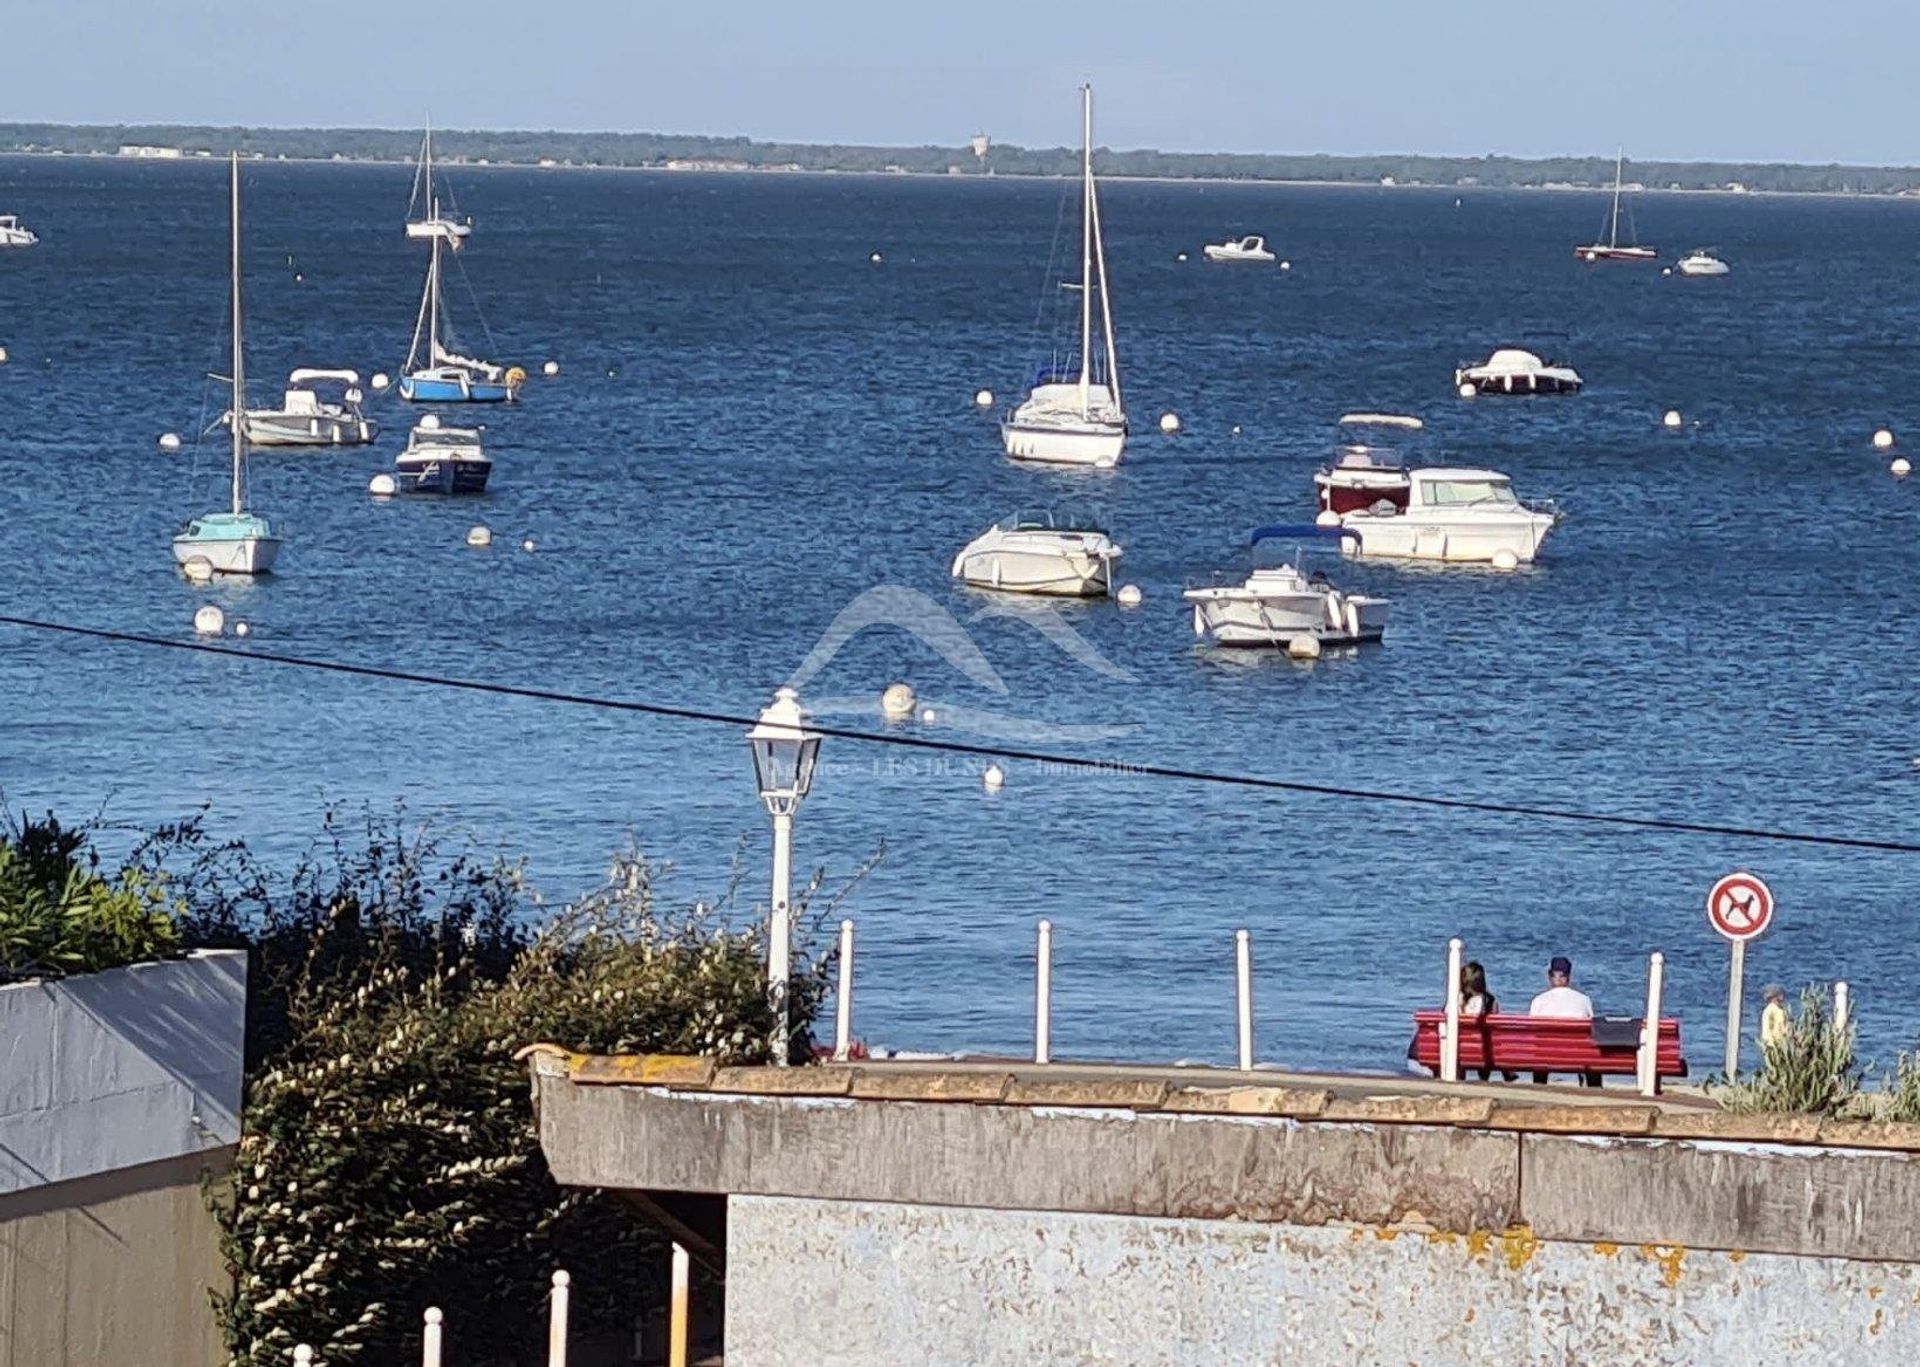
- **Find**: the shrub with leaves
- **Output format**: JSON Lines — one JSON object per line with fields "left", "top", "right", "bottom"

{"left": 0, "top": 810, "right": 181, "bottom": 981}
{"left": 199, "top": 815, "right": 844, "bottom": 1366}
{"left": 1714, "top": 986, "right": 1860, "bottom": 1116}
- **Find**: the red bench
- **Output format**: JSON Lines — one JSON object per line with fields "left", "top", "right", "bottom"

{"left": 1409, "top": 1012, "right": 1687, "bottom": 1088}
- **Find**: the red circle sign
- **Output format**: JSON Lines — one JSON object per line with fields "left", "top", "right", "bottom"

{"left": 1707, "top": 872, "right": 1774, "bottom": 943}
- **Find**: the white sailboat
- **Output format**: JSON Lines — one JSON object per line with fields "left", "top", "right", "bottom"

{"left": 173, "top": 155, "right": 280, "bottom": 577}
{"left": 398, "top": 221, "right": 523, "bottom": 403}
{"left": 405, "top": 119, "right": 472, "bottom": 247}
{"left": 1001, "top": 85, "right": 1127, "bottom": 469}
{"left": 1575, "top": 151, "right": 1656, "bottom": 262}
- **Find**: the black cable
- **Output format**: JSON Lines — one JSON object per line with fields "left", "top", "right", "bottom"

{"left": 5, "top": 613, "right": 1917, "bottom": 855}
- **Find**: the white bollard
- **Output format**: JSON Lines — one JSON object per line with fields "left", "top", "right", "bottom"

{"left": 423, "top": 1308, "right": 444, "bottom": 1367}
{"left": 1835, "top": 981, "right": 1851, "bottom": 1034}
{"left": 548, "top": 1270, "right": 570, "bottom": 1367}
{"left": 1035, "top": 920, "right": 1053, "bottom": 1064}
{"left": 1235, "top": 929, "right": 1253, "bottom": 1071}
{"left": 833, "top": 919, "right": 855, "bottom": 1061}
{"left": 294, "top": 1350, "right": 314, "bottom": 1366}
{"left": 669, "top": 1244, "right": 691, "bottom": 1367}
{"left": 1639, "top": 952, "right": 1665, "bottom": 1098}
{"left": 1441, "top": 938, "right": 1463, "bottom": 1082}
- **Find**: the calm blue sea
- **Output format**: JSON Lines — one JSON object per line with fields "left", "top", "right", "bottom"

{"left": 2, "top": 154, "right": 1917, "bottom": 1074}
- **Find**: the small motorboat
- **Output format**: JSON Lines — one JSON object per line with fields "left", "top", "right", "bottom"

{"left": 950, "top": 510, "right": 1121, "bottom": 597}
{"left": 1313, "top": 414, "right": 1425, "bottom": 514}
{"left": 393, "top": 415, "right": 491, "bottom": 493}
{"left": 1454, "top": 348, "right": 1583, "bottom": 396}
{"left": 1203, "top": 234, "right": 1277, "bottom": 263}
{"left": 1321, "top": 463, "right": 1559, "bottom": 564}
{"left": 1185, "top": 526, "right": 1388, "bottom": 647}
{"left": 1675, "top": 248, "right": 1729, "bottom": 277}
{"left": 0, "top": 214, "right": 38, "bottom": 248}
{"left": 233, "top": 369, "right": 377, "bottom": 446}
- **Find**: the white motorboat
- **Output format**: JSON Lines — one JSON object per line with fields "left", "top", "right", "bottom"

{"left": 1324, "top": 464, "right": 1558, "bottom": 564}
{"left": 950, "top": 511, "right": 1121, "bottom": 596}
{"left": 1185, "top": 526, "right": 1389, "bottom": 647}
{"left": 173, "top": 156, "right": 280, "bottom": 578}
{"left": 404, "top": 119, "right": 472, "bottom": 247}
{"left": 1454, "top": 348, "right": 1583, "bottom": 396}
{"left": 1002, "top": 86, "right": 1127, "bottom": 469}
{"left": 1203, "top": 234, "right": 1277, "bottom": 263}
{"left": 393, "top": 415, "right": 491, "bottom": 493}
{"left": 0, "top": 214, "right": 38, "bottom": 248}
{"left": 233, "top": 369, "right": 376, "bottom": 446}
{"left": 1676, "top": 248, "right": 1729, "bottom": 277}
{"left": 1575, "top": 150, "right": 1656, "bottom": 262}
{"left": 1313, "top": 414, "right": 1426, "bottom": 514}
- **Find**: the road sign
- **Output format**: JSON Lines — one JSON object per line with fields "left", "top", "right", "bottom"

{"left": 1708, "top": 872, "right": 1774, "bottom": 942}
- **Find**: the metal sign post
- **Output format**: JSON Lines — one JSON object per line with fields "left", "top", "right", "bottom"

{"left": 1706, "top": 871, "right": 1775, "bottom": 1077}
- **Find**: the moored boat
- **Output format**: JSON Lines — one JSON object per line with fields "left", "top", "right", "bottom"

{"left": 393, "top": 415, "right": 491, "bottom": 493}
{"left": 404, "top": 119, "right": 472, "bottom": 247}
{"left": 234, "top": 369, "right": 376, "bottom": 446}
{"left": 1185, "top": 526, "right": 1388, "bottom": 647}
{"left": 398, "top": 224, "right": 523, "bottom": 403}
{"left": 1327, "top": 466, "right": 1558, "bottom": 564}
{"left": 1576, "top": 151, "right": 1656, "bottom": 262}
{"left": 1203, "top": 234, "right": 1276, "bottom": 263}
{"left": 950, "top": 510, "right": 1121, "bottom": 596}
{"left": 0, "top": 214, "right": 38, "bottom": 248}
{"left": 1675, "top": 248, "right": 1729, "bottom": 277}
{"left": 1454, "top": 348, "right": 1583, "bottom": 396}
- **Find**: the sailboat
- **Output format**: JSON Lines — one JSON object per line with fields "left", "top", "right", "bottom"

{"left": 397, "top": 222, "right": 524, "bottom": 403}
{"left": 173, "top": 155, "right": 281, "bottom": 577}
{"left": 1001, "top": 84, "right": 1127, "bottom": 469}
{"left": 1576, "top": 151, "right": 1657, "bottom": 262}
{"left": 405, "top": 119, "right": 472, "bottom": 247}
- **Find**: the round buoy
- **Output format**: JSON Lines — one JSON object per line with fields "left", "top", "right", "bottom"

{"left": 368, "top": 473, "right": 397, "bottom": 497}
{"left": 543, "top": 360, "right": 560, "bottom": 377}
{"left": 370, "top": 372, "right": 390, "bottom": 390}
{"left": 158, "top": 432, "right": 182, "bottom": 452}
{"left": 1491, "top": 548, "right": 1520, "bottom": 571}
{"left": 182, "top": 557, "right": 214, "bottom": 584}
{"left": 974, "top": 389, "right": 994, "bottom": 408}
{"left": 419, "top": 413, "right": 441, "bottom": 431}
{"left": 982, "top": 763, "right": 1006, "bottom": 793}
{"left": 1279, "top": 260, "right": 1292, "bottom": 271}
{"left": 881, "top": 683, "right": 916, "bottom": 718}
{"left": 1661, "top": 268, "right": 1672, "bottom": 277}
{"left": 1893, "top": 458, "right": 1912, "bottom": 478}
{"left": 1116, "top": 583, "right": 1143, "bottom": 608}
{"left": 294, "top": 273, "right": 303, "bottom": 283}
{"left": 1874, "top": 428, "right": 1896, "bottom": 450}
{"left": 466, "top": 525, "right": 492, "bottom": 548}
{"left": 1457, "top": 383, "right": 1476, "bottom": 400}
{"left": 1662, "top": 410, "right": 1683, "bottom": 429}
{"left": 193, "top": 605, "right": 225, "bottom": 636}
{"left": 919, "top": 707, "right": 937, "bottom": 724}
{"left": 233, "top": 620, "right": 250, "bottom": 638}
{"left": 1176, "top": 252, "right": 1188, "bottom": 262}
{"left": 1231, "top": 425, "right": 1242, "bottom": 436}
{"left": 520, "top": 538, "right": 537, "bottom": 553}
{"left": 0, "top": 345, "right": 9, "bottom": 364}
{"left": 1159, "top": 412, "right": 1181, "bottom": 435}
{"left": 1315, "top": 510, "right": 1341, "bottom": 528}
{"left": 1286, "top": 635, "right": 1321, "bottom": 661}
{"left": 869, "top": 251, "right": 883, "bottom": 264}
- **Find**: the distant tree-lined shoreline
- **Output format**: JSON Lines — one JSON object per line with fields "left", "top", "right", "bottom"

{"left": 4, "top": 123, "right": 1918, "bottom": 195}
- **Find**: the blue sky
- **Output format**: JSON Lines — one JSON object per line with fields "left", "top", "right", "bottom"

{"left": 5, "top": 1, "right": 1915, "bottom": 163}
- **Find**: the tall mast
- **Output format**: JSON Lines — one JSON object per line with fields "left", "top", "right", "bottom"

{"left": 1609, "top": 149, "right": 1624, "bottom": 248}
{"left": 1089, "top": 167, "right": 1121, "bottom": 412}
{"left": 428, "top": 215, "right": 441, "bottom": 361}
{"left": 1077, "top": 84, "right": 1093, "bottom": 418}
{"left": 229, "top": 152, "right": 246, "bottom": 516}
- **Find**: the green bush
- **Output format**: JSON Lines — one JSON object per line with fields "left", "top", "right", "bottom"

{"left": 1714, "top": 987, "right": 1860, "bottom": 1116}
{"left": 0, "top": 811, "right": 180, "bottom": 981}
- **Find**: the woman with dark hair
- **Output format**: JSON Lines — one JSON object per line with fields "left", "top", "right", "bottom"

{"left": 1457, "top": 961, "right": 1511, "bottom": 1081}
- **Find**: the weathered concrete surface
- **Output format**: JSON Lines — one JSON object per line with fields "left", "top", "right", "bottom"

{"left": 725, "top": 1196, "right": 1920, "bottom": 1367}
{"left": 1524, "top": 1132, "right": 1920, "bottom": 1262}
{"left": 537, "top": 1081, "right": 1522, "bottom": 1233}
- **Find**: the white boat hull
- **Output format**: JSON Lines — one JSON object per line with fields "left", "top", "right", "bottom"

{"left": 1186, "top": 588, "right": 1388, "bottom": 646}
{"left": 1336, "top": 512, "right": 1556, "bottom": 564}
{"left": 954, "top": 546, "right": 1113, "bottom": 596}
{"left": 1203, "top": 247, "right": 1276, "bottom": 263}
{"left": 243, "top": 413, "right": 376, "bottom": 446}
{"left": 1677, "top": 259, "right": 1729, "bottom": 277}
{"left": 1001, "top": 416, "right": 1127, "bottom": 468}
{"left": 172, "top": 535, "right": 280, "bottom": 576}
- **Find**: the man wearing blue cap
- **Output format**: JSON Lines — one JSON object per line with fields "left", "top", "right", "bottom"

{"left": 1529, "top": 956, "right": 1594, "bottom": 1018}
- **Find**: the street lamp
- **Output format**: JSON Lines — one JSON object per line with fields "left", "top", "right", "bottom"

{"left": 747, "top": 686, "right": 822, "bottom": 1065}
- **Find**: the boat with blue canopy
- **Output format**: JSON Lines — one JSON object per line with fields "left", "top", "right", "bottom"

{"left": 1184, "top": 525, "right": 1386, "bottom": 647}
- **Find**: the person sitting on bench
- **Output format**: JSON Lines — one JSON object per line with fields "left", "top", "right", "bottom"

{"left": 1528, "top": 955, "right": 1596, "bottom": 1084}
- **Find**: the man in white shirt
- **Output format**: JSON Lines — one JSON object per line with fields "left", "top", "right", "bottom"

{"left": 1529, "top": 956, "right": 1594, "bottom": 1018}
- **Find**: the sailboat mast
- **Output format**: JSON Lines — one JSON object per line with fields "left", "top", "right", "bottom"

{"left": 229, "top": 153, "right": 246, "bottom": 516}
{"left": 428, "top": 219, "right": 441, "bottom": 362}
{"left": 1609, "top": 149, "right": 1624, "bottom": 248}
{"left": 1077, "top": 84, "right": 1093, "bottom": 418}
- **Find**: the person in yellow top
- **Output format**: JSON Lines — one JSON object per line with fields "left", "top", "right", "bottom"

{"left": 1759, "top": 983, "right": 1790, "bottom": 1054}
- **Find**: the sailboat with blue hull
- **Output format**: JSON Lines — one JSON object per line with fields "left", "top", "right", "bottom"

{"left": 398, "top": 218, "right": 523, "bottom": 403}
{"left": 173, "top": 154, "right": 280, "bottom": 577}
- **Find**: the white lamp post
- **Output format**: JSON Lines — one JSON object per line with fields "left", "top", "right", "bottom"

{"left": 747, "top": 686, "right": 822, "bottom": 1065}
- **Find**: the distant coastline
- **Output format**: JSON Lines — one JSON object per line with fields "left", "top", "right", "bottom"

{"left": 4, "top": 123, "right": 1920, "bottom": 196}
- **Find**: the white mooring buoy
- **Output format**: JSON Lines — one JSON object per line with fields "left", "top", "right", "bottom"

{"left": 1116, "top": 584, "right": 1143, "bottom": 607}
{"left": 869, "top": 251, "right": 883, "bottom": 264}
{"left": 974, "top": 388, "right": 994, "bottom": 408}
{"left": 919, "top": 707, "right": 938, "bottom": 725}
{"left": 233, "top": 620, "right": 250, "bottom": 638}
{"left": 1287, "top": 635, "right": 1321, "bottom": 661}
{"left": 193, "top": 605, "right": 225, "bottom": 636}
{"left": 182, "top": 557, "right": 214, "bottom": 584}
{"left": 1662, "top": 409, "right": 1683, "bottom": 429}
{"left": 1874, "top": 428, "right": 1896, "bottom": 450}
{"left": 1279, "top": 260, "right": 1292, "bottom": 271}
{"left": 1457, "top": 383, "right": 1476, "bottom": 399}
{"left": 368, "top": 473, "right": 397, "bottom": 497}
{"left": 370, "top": 372, "right": 391, "bottom": 391}
{"left": 520, "top": 537, "right": 537, "bottom": 553}
{"left": 0, "top": 345, "right": 9, "bottom": 364}
{"left": 982, "top": 763, "right": 1006, "bottom": 793}
{"left": 466, "top": 525, "right": 492, "bottom": 548}
{"left": 881, "top": 682, "right": 916, "bottom": 718}
{"left": 1491, "top": 548, "right": 1520, "bottom": 571}
{"left": 543, "top": 360, "right": 560, "bottom": 377}
{"left": 158, "top": 431, "right": 182, "bottom": 452}
{"left": 1892, "top": 457, "right": 1912, "bottom": 478}
{"left": 1315, "top": 510, "right": 1341, "bottom": 528}
{"left": 1159, "top": 412, "right": 1181, "bottom": 435}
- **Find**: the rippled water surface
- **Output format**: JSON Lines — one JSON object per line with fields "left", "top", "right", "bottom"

{"left": 2, "top": 155, "right": 1917, "bottom": 1072}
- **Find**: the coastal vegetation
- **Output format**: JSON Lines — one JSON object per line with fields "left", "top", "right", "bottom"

{"left": 0, "top": 810, "right": 181, "bottom": 980}
{"left": 6, "top": 122, "right": 1920, "bottom": 194}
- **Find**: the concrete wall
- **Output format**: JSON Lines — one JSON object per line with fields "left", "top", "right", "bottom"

{"left": 0, "top": 950, "right": 245, "bottom": 1367}
{"left": 726, "top": 1196, "right": 1920, "bottom": 1367}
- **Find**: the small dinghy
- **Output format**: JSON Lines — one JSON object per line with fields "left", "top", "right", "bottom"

{"left": 950, "top": 510, "right": 1121, "bottom": 597}
{"left": 1203, "top": 234, "right": 1277, "bottom": 263}
{"left": 1185, "top": 526, "right": 1388, "bottom": 647}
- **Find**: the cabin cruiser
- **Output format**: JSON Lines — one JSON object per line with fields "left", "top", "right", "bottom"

{"left": 950, "top": 510, "right": 1121, "bottom": 597}
{"left": 1675, "top": 248, "right": 1729, "bottom": 277}
{"left": 1185, "top": 526, "right": 1388, "bottom": 647}
{"left": 1312, "top": 413, "right": 1425, "bottom": 514}
{"left": 1454, "top": 348, "right": 1583, "bottom": 396}
{"left": 1320, "top": 461, "right": 1559, "bottom": 564}
{"left": 1203, "top": 234, "right": 1277, "bottom": 263}
{"left": 232, "top": 369, "right": 376, "bottom": 446}
{"left": 0, "top": 215, "right": 37, "bottom": 247}
{"left": 393, "top": 415, "right": 492, "bottom": 493}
